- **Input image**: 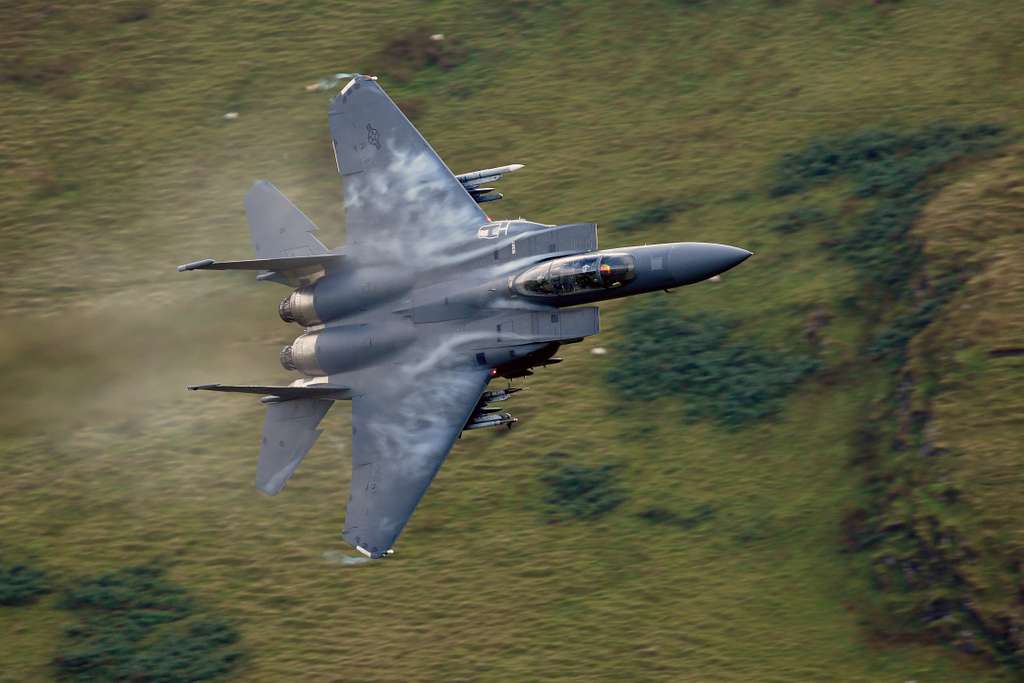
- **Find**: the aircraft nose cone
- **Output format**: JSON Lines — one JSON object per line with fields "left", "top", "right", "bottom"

{"left": 668, "top": 243, "right": 752, "bottom": 285}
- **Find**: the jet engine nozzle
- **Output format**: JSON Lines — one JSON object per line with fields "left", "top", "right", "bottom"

{"left": 279, "top": 344, "right": 294, "bottom": 370}
{"left": 280, "top": 322, "right": 414, "bottom": 377}
{"left": 279, "top": 285, "right": 320, "bottom": 326}
{"left": 279, "top": 332, "right": 324, "bottom": 376}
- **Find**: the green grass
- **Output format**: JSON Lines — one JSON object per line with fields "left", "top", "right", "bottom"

{"left": 0, "top": 562, "right": 51, "bottom": 606}
{"left": 540, "top": 455, "right": 627, "bottom": 521}
{"left": 608, "top": 303, "right": 820, "bottom": 426}
{"left": 1, "top": 0, "right": 1023, "bottom": 681}
{"left": 55, "top": 565, "right": 241, "bottom": 682}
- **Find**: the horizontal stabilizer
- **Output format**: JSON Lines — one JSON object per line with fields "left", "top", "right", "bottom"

{"left": 188, "top": 383, "right": 351, "bottom": 402}
{"left": 177, "top": 253, "right": 344, "bottom": 273}
{"left": 177, "top": 181, "right": 338, "bottom": 286}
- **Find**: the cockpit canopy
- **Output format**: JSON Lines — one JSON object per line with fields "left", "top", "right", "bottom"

{"left": 513, "top": 253, "right": 636, "bottom": 297}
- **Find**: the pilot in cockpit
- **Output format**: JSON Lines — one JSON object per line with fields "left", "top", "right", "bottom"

{"left": 514, "top": 253, "right": 636, "bottom": 297}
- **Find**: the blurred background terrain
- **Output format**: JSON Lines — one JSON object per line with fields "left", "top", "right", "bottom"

{"left": 1, "top": 1, "right": 1022, "bottom": 681}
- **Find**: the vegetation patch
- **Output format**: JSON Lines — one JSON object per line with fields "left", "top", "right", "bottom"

{"left": 773, "top": 124, "right": 1020, "bottom": 670}
{"left": 611, "top": 199, "right": 698, "bottom": 233}
{"left": 54, "top": 565, "right": 242, "bottom": 682}
{"left": 371, "top": 28, "right": 469, "bottom": 83}
{"left": 113, "top": 1, "right": 155, "bottom": 23}
{"left": 766, "top": 205, "right": 834, "bottom": 234}
{"left": 540, "top": 453, "right": 626, "bottom": 521}
{"left": 607, "top": 302, "right": 819, "bottom": 427}
{"left": 770, "top": 123, "right": 1005, "bottom": 200}
{"left": 867, "top": 273, "right": 966, "bottom": 364}
{"left": 0, "top": 562, "right": 51, "bottom": 606}
{"left": 1, "top": 55, "right": 81, "bottom": 87}
{"left": 637, "top": 503, "right": 715, "bottom": 530}
{"left": 774, "top": 124, "right": 1006, "bottom": 294}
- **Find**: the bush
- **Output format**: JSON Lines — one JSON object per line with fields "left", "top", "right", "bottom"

{"left": 114, "top": 1, "right": 154, "bottom": 23}
{"left": 371, "top": 29, "right": 469, "bottom": 83}
{"left": 637, "top": 504, "right": 715, "bottom": 530}
{"left": 612, "top": 200, "right": 696, "bottom": 232}
{"left": 868, "top": 275, "right": 965, "bottom": 363}
{"left": 772, "top": 122, "right": 1005, "bottom": 301}
{"left": 831, "top": 196, "right": 926, "bottom": 290}
{"left": 541, "top": 454, "right": 626, "bottom": 521}
{"left": 58, "top": 564, "right": 192, "bottom": 616}
{"left": 55, "top": 565, "right": 241, "bottom": 682}
{"left": 770, "top": 123, "right": 1005, "bottom": 198}
{"left": 0, "top": 563, "right": 51, "bottom": 606}
{"left": 607, "top": 302, "right": 819, "bottom": 427}
{"left": 767, "top": 205, "right": 835, "bottom": 234}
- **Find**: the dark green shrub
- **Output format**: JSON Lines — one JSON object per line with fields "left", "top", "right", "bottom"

{"left": 770, "top": 123, "right": 1005, "bottom": 198}
{"left": 771, "top": 122, "right": 1005, "bottom": 316}
{"left": 58, "top": 564, "right": 192, "bottom": 616}
{"left": 114, "top": 1, "right": 155, "bottom": 22}
{"left": 607, "top": 302, "right": 819, "bottom": 427}
{"left": 637, "top": 504, "right": 715, "bottom": 530}
{"left": 55, "top": 565, "right": 241, "bottom": 682}
{"left": 0, "top": 563, "right": 51, "bottom": 606}
{"left": 767, "top": 205, "right": 834, "bottom": 233}
{"left": 833, "top": 196, "right": 927, "bottom": 291}
{"left": 541, "top": 454, "right": 626, "bottom": 520}
{"left": 612, "top": 200, "right": 696, "bottom": 232}
{"left": 868, "top": 276, "right": 965, "bottom": 363}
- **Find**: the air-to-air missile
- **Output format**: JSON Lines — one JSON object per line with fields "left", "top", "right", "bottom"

{"left": 480, "top": 387, "right": 523, "bottom": 403}
{"left": 455, "top": 163, "right": 524, "bottom": 203}
{"left": 464, "top": 411, "right": 518, "bottom": 430}
{"left": 455, "top": 163, "right": 524, "bottom": 188}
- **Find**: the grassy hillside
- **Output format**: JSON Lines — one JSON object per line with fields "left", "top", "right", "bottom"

{"left": 1, "top": 1, "right": 1022, "bottom": 680}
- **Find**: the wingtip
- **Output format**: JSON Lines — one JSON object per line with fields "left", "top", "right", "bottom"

{"left": 177, "top": 258, "right": 215, "bottom": 272}
{"left": 355, "top": 545, "right": 394, "bottom": 560}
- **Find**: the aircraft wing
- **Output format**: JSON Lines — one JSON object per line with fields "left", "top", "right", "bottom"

{"left": 342, "top": 355, "right": 491, "bottom": 558}
{"left": 327, "top": 76, "right": 487, "bottom": 258}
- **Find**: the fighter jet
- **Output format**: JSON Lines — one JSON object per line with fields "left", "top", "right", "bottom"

{"left": 179, "top": 75, "right": 751, "bottom": 559}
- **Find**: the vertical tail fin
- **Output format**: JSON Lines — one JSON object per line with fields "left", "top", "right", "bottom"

{"left": 257, "top": 398, "right": 333, "bottom": 495}
{"left": 244, "top": 181, "right": 329, "bottom": 260}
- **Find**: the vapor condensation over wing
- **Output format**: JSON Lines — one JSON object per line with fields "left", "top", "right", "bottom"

{"left": 341, "top": 344, "right": 491, "bottom": 557}
{"left": 328, "top": 77, "right": 487, "bottom": 263}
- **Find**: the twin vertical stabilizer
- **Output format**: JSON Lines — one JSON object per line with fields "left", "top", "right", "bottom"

{"left": 256, "top": 399, "right": 332, "bottom": 495}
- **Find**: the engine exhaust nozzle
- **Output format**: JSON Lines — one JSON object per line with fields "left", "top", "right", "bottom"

{"left": 279, "top": 333, "right": 324, "bottom": 376}
{"left": 279, "top": 285, "right": 320, "bottom": 326}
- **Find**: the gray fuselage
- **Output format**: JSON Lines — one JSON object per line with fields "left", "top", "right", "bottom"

{"left": 277, "top": 221, "right": 750, "bottom": 382}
